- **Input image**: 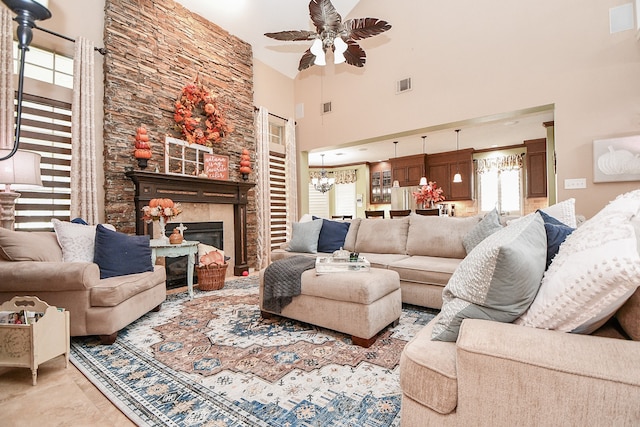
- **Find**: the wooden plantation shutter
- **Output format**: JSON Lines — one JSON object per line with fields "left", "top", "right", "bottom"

{"left": 269, "top": 151, "right": 287, "bottom": 251}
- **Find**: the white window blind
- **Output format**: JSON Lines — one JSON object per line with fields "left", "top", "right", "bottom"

{"left": 478, "top": 169, "right": 522, "bottom": 215}
{"left": 308, "top": 184, "right": 330, "bottom": 218}
{"left": 334, "top": 182, "right": 356, "bottom": 218}
{"left": 11, "top": 93, "right": 72, "bottom": 230}
{"left": 269, "top": 151, "right": 287, "bottom": 251}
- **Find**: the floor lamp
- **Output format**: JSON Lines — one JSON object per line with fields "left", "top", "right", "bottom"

{"left": 0, "top": 149, "right": 41, "bottom": 230}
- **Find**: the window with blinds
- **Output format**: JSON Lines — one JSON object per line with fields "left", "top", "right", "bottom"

{"left": 269, "top": 151, "right": 287, "bottom": 251}
{"left": 11, "top": 93, "right": 72, "bottom": 231}
{"left": 334, "top": 182, "right": 356, "bottom": 218}
{"left": 308, "top": 184, "right": 330, "bottom": 218}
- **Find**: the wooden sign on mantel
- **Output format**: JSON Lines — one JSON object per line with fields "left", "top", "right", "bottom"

{"left": 204, "top": 154, "right": 229, "bottom": 180}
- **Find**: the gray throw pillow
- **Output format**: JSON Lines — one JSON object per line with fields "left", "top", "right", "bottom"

{"left": 287, "top": 219, "right": 323, "bottom": 253}
{"left": 462, "top": 208, "right": 502, "bottom": 254}
{"left": 432, "top": 213, "right": 547, "bottom": 342}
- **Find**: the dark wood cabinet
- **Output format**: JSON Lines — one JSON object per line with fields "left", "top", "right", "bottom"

{"left": 524, "top": 138, "right": 547, "bottom": 198}
{"left": 390, "top": 154, "right": 427, "bottom": 187}
{"left": 426, "top": 149, "right": 474, "bottom": 201}
{"left": 369, "top": 161, "right": 392, "bottom": 204}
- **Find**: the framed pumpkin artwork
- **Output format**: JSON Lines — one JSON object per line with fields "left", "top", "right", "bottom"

{"left": 593, "top": 134, "right": 640, "bottom": 183}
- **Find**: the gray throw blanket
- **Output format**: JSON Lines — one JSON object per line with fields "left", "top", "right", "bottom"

{"left": 262, "top": 256, "right": 316, "bottom": 313}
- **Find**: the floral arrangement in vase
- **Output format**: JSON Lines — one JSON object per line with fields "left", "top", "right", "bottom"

{"left": 141, "top": 198, "right": 183, "bottom": 242}
{"left": 412, "top": 181, "right": 445, "bottom": 208}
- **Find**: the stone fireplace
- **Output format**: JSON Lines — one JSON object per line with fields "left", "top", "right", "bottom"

{"left": 126, "top": 170, "right": 254, "bottom": 276}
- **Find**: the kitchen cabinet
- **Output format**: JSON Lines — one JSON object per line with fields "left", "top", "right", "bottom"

{"left": 426, "top": 149, "right": 474, "bottom": 201}
{"left": 525, "top": 138, "right": 547, "bottom": 198}
{"left": 390, "top": 154, "right": 427, "bottom": 187}
{"left": 369, "top": 161, "right": 392, "bottom": 204}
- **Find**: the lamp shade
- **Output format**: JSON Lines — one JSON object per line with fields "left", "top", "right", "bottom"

{"left": 453, "top": 173, "right": 462, "bottom": 183}
{"left": 0, "top": 149, "right": 42, "bottom": 187}
{"left": 419, "top": 177, "right": 427, "bottom": 186}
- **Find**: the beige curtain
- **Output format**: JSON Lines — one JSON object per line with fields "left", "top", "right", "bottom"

{"left": 476, "top": 153, "right": 524, "bottom": 174}
{"left": 0, "top": 7, "right": 13, "bottom": 149}
{"left": 255, "top": 107, "right": 271, "bottom": 270}
{"left": 284, "top": 117, "right": 297, "bottom": 241}
{"left": 70, "top": 37, "right": 99, "bottom": 223}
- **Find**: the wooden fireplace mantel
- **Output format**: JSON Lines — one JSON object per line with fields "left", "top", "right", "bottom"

{"left": 126, "top": 170, "right": 254, "bottom": 276}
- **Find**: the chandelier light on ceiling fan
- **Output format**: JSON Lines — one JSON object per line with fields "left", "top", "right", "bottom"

{"left": 312, "top": 154, "right": 335, "bottom": 193}
{"left": 265, "top": 0, "right": 391, "bottom": 71}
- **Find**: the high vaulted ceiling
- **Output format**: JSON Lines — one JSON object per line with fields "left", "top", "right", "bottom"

{"left": 174, "top": 0, "right": 361, "bottom": 79}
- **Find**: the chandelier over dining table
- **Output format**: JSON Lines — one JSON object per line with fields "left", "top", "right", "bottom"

{"left": 312, "top": 154, "right": 335, "bottom": 193}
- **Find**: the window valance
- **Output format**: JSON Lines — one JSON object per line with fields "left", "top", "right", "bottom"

{"left": 309, "top": 169, "right": 357, "bottom": 184}
{"left": 475, "top": 153, "right": 524, "bottom": 174}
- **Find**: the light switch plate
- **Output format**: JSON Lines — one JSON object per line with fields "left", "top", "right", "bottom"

{"left": 564, "top": 178, "right": 587, "bottom": 189}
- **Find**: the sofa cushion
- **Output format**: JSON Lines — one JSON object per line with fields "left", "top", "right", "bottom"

{"left": 406, "top": 215, "right": 479, "bottom": 259}
{"left": 90, "top": 265, "right": 166, "bottom": 307}
{"left": 93, "top": 225, "right": 154, "bottom": 279}
{"left": 356, "top": 252, "right": 411, "bottom": 269}
{"left": 517, "top": 190, "right": 640, "bottom": 334}
{"left": 0, "top": 228, "right": 62, "bottom": 262}
{"left": 287, "top": 219, "right": 323, "bottom": 253}
{"left": 52, "top": 219, "right": 116, "bottom": 263}
{"left": 538, "top": 210, "right": 575, "bottom": 269}
{"left": 300, "top": 268, "right": 399, "bottom": 305}
{"left": 432, "top": 213, "right": 547, "bottom": 341}
{"left": 541, "top": 198, "right": 577, "bottom": 228}
{"left": 462, "top": 208, "right": 502, "bottom": 253}
{"left": 314, "top": 217, "right": 351, "bottom": 253}
{"left": 388, "top": 256, "right": 462, "bottom": 287}
{"left": 400, "top": 315, "right": 458, "bottom": 415}
{"left": 355, "top": 217, "right": 409, "bottom": 254}
{"left": 617, "top": 288, "right": 640, "bottom": 341}
{"left": 342, "top": 218, "right": 361, "bottom": 252}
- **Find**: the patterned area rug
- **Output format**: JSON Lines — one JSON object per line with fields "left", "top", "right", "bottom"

{"left": 71, "top": 276, "right": 438, "bottom": 426}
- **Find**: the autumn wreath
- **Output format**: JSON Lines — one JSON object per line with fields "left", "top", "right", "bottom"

{"left": 173, "top": 77, "right": 234, "bottom": 146}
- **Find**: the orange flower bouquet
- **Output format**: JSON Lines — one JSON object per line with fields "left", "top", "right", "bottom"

{"left": 412, "top": 181, "right": 445, "bottom": 208}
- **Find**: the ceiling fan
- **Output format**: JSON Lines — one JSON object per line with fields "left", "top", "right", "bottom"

{"left": 264, "top": 0, "right": 391, "bottom": 71}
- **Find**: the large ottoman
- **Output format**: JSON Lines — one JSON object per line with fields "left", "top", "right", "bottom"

{"left": 259, "top": 267, "right": 402, "bottom": 347}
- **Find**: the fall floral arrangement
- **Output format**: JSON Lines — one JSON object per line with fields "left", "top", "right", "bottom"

{"left": 141, "top": 198, "right": 183, "bottom": 222}
{"left": 173, "top": 76, "right": 234, "bottom": 147}
{"left": 412, "top": 181, "right": 445, "bottom": 206}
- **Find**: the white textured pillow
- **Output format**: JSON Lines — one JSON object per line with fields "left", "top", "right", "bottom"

{"left": 516, "top": 193, "right": 640, "bottom": 334}
{"left": 541, "top": 198, "right": 576, "bottom": 228}
{"left": 52, "top": 219, "right": 115, "bottom": 263}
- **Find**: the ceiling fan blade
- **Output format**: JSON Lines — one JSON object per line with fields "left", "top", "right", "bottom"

{"left": 298, "top": 49, "right": 317, "bottom": 71}
{"left": 264, "top": 30, "right": 317, "bottom": 41}
{"left": 343, "top": 18, "right": 392, "bottom": 40}
{"left": 309, "top": 0, "right": 342, "bottom": 32}
{"left": 343, "top": 41, "right": 366, "bottom": 68}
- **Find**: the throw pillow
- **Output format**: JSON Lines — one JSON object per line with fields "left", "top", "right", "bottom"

{"left": 355, "top": 216, "right": 410, "bottom": 254}
{"left": 541, "top": 198, "right": 576, "bottom": 228}
{"left": 516, "top": 206, "right": 640, "bottom": 334}
{"left": 93, "top": 224, "right": 154, "bottom": 279}
{"left": 537, "top": 210, "right": 575, "bottom": 269}
{"left": 406, "top": 215, "right": 480, "bottom": 258}
{"left": 462, "top": 208, "right": 502, "bottom": 254}
{"left": 0, "top": 228, "right": 62, "bottom": 262}
{"left": 313, "top": 217, "right": 351, "bottom": 253}
{"left": 431, "top": 213, "right": 547, "bottom": 342}
{"left": 286, "top": 219, "right": 323, "bottom": 253}
{"left": 342, "top": 218, "right": 361, "bottom": 252}
{"left": 52, "top": 219, "right": 112, "bottom": 263}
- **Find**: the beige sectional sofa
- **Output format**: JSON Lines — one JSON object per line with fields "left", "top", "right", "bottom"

{"left": 0, "top": 228, "right": 167, "bottom": 344}
{"left": 271, "top": 214, "right": 481, "bottom": 310}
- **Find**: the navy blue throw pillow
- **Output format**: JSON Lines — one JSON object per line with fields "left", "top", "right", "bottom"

{"left": 313, "top": 217, "right": 351, "bottom": 253}
{"left": 94, "top": 224, "right": 154, "bottom": 279}
{"left": 71, "top": 217, "right": 89, "bottom": 225}
{"left": 537, "top": 210, "right": 575, "bottom": 270}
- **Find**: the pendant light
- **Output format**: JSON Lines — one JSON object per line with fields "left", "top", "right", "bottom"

{"left": 419, "top": 136, "right": 427, "bottom": 186}
{"left": 453, "top": 129, "right": 462, "bottom": 183}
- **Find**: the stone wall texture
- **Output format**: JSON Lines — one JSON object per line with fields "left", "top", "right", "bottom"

{"left": 103, "top": 0, "right": 257, "bottom": 268}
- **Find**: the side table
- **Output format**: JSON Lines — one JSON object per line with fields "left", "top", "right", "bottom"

{"left": 150, "top": 239, "right": 199, "bottom": 299}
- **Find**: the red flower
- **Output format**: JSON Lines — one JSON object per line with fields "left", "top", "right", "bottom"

{"left": 412, "top": 181, "right": 445, "bottom": 205}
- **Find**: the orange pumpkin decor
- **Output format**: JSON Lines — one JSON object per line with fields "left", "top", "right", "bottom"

{"left": 134, "top": 125, "right": 152, "bottom": 169}
{"left": 239, "top": 148, "right": 252, "bottom": 180}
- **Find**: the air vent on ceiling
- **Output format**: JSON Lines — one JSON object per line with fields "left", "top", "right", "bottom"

{"left": 322, "top": 101, "right": 332, "bottom": 114}
{"left": 396, "top": 77, "right": 412, "bottom": 93}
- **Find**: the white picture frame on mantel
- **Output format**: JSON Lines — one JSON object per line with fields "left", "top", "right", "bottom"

{"left": 164, "top": 136, "right": 212, "bottom": 177}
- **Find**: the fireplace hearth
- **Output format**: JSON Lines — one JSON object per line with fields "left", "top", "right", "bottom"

{"left": 162, "top": 221, "right": 223, "bottom": 289}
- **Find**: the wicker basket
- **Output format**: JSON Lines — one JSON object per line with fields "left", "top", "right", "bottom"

{"left": 196, "top": 263, "right": 228, "bottom": 291}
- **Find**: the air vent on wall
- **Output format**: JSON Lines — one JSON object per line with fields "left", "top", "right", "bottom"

{"left": 322, "top": 101, "right": 332, "bottom": 114}
{"left": 396, "top": 77, "right": 412, "bottom": 93}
